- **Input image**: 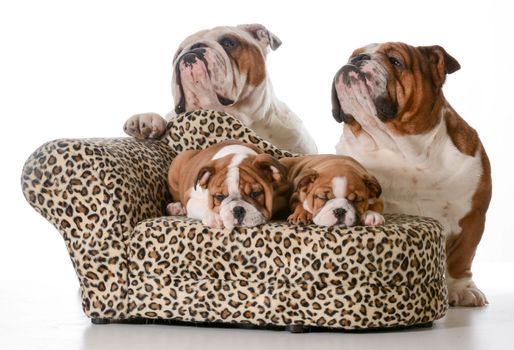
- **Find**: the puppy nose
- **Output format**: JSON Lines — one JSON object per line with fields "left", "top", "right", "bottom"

{"left": 233, "top": 206, "right": 246, "bottom": 220}
{"left": 333, "top": 208, "right": 347, "bottom": 218}
{"left": 351, "top": 54, "right": 370, "bottom": 65}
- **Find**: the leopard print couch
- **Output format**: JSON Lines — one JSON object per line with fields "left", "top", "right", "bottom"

{"left": 21, "top": 110, "right": 448, "bottom": 332}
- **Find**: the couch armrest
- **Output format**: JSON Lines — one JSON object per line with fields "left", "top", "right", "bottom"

{"left": 21, "top": 137, "right": 174, "bottom": 318}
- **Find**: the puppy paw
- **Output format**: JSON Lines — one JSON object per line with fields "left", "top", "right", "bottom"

{"left": 287, "top": 209, "right": 313, "bottom": 225}
{"left": 166, "top": 202, "right": 186, "bottom": 216}
{"left": 202, "top": 211, "right": 224, "bottom": 228}
{"left": 447, "top": 277, "right": 488, "bottom": 307}
{"left": 361, "top": 210, "right": 385, "bottom": 226}
{"left": 124, "top": 113, "right": 167, "bottom": 139}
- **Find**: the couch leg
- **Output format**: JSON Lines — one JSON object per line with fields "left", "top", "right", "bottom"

{"left": 91, "top": 318, "right": 111, "bottom": 325}
{"left": 417, "top": 321, "right": 433, "bottom": 329}
{"left": 286, "top": 324, "right": 310, "bottom": 333}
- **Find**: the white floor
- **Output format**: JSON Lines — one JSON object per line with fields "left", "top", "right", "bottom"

{"left": 1, "top": 263, "right": 513, "bottom": 350}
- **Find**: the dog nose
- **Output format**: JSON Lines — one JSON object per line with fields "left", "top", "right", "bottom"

{"left": 233, "top": 206, "right": 246, "bottom": 221}
{"left": 351, "top": 54, "right": 370, "bottom": 65}
{"left": 333, "top": 208, "right": 347, "bottom": 219}
{"left": 181, "top": 52, "right": 198, "bottom": 65}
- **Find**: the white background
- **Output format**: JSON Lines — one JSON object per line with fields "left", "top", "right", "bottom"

{"left": 1, "top": 0, "right": 513, "bottom": 289}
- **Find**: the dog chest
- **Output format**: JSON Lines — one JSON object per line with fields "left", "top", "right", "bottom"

{"left": 338, "top": 135, "right": 483, "bottom": 236}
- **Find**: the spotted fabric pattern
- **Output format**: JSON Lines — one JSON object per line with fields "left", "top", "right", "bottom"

{"left": 21, "top": 109, "right": 447, "bottom": 329}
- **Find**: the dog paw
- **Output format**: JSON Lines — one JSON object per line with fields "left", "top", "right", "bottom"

{"left": 447, "top": 277, "right": 488, "bottom": 307}
{"left": 166, "top": 202, "right": 186, "bottom": 216}
{"left": 124, "top": 113, "right": 167, "bottom": 139}
{"left": 202, "top": 211, "right": 224, "bottom": 228}
{"left": 287, "top": 209, "right": 313, "bottom": 225}
{"left": 361, "top": 210, "right": 385, "bottom": 226}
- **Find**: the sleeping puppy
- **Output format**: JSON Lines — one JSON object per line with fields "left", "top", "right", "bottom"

{"left": 281, "top": 155, "right": 384, "bottom": 227}
{"left": 167, "top": 141, "right": 290, "bottom": 229}
{"left": 124, "top": 23, "right": 317, "bottom": 154}
{"left": 331, "top": 42, "right": 492, "bottom": 306}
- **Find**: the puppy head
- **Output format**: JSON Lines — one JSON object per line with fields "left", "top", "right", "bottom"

{"left": 194, "top": 152, "right": 287, "bottom": 229}
{"left": 172, "top": 24, "right": 281, "bottom": 114}
{"left": 295, "top": 167, "right": 381, "bottom": 227}
{"left": 332, "top": 42, "right": 460, "bottom": 135}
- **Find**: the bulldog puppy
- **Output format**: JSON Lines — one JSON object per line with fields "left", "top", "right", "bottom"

{"left": 281, "top": 155, "right": 384, "bottom": 227}
{"left": 167, "top": 140, "right": 290, "bottom": 229}
{"left": 124, "top": 24, "right": 317, "bottom": 154}
{"left": 331, "top": 42, "right": 492, "bottom": 306}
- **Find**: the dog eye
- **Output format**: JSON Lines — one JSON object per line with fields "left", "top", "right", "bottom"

{"left": 214, "top": 194, "right": 226, "bottom": 202}
{"left": 388, "top": 56, "right": 402, "bottom": 68}
{"left": 353, "top": 196, "right": 363, "bottom": 203}
{"left": 219, "top": 36, "right": 238, "bottom": 49}
{"left": 315, "top": 195, "right": 328, "bottom": 201}
{"left": 250, "top": 191, "right": 262, "bottom": 199}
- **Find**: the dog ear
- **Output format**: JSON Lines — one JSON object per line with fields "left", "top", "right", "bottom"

{"left": 294, "top": 170, "right": 319, "bottom": 193}
{"left": 419, "top": 45, "right": 461, "bottom": 87}
{"left": 364, "top": 174, "right": 382, "bottom": 199}
{"left": 194, "top": 166, "right": 214, "bottom": 190}
{"left": 253, "top": 154, "right": 287, "bottom": 184}
{"left": 238, "top": 23, "right": 282, "bottom": 51}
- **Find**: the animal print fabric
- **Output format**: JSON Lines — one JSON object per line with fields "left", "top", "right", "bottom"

{"left": 21, "top": 110, "right": 447, "bottom": 329}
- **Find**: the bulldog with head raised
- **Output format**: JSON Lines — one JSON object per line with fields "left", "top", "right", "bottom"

{"left": 331, "top": 42, "right": 492, "bottom": 306}
{"left": 281, "top": 155, "right": 384, "bottom": 227}
{"left": 167, "top": 141, "right": 290, "bottom": 229}
{"left": 124, "top": 24, "right": 317, "bottom": 154}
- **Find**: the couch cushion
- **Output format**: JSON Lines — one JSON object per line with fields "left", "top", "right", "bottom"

{"left": 127, "top": 214, "right": 447, "bottom": 330}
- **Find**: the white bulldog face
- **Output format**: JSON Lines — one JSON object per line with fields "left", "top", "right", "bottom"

{"left": 297, "top": 171, "right": 382, "bottom": 228}
{"left": 172, "top": 24, "right": 281, "bottom": 114}
{"left": 195, "top": 148, "right": 288, "bottom": 230}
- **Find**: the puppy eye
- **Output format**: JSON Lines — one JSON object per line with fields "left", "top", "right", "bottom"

{"left": 250, "top": 191, "right": 262, "bottom": 199}
{"left": 353, "top": 196, "right": 363, "bottom": 203}
{"left": 388, "top": 56, "right": 402, "bottom": 68}
{"left": 315, "top": 195, "right": 328, "bottom": 201}
{"left": 214, "top": 194, "right": 226, "bottom": 202}
{"left": 219, "top": 36, "right": 238, "bottom": 49}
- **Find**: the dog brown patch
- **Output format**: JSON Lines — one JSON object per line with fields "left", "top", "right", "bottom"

{"left": 444, "top": 106, "right": 480, "bottom": 156}
{"left": 230, "top": 37, "right": 266, "bottom": 86}
{"left": 378, "top": 43, "right": 444, "bottom": 136}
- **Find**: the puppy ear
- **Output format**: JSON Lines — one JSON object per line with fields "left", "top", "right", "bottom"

{"left": 238, "top": 23, "right": 282, "bottom": 51}
{"left": 419, "top": 45, "right": 461, "bottom": 87}
{"left": 364, "top": 174, "right": 382, "bottom": 199}
{"left": 194, "top": 166, "right": 214, "bottom": 190}
{"left": 294, "top": 170, "right": 319, "bottom": 192}
{"left": 253, "top": 154, "right": 287, "bottom": 184}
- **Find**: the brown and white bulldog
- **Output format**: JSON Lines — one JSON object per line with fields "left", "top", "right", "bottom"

{"left": 331, "top": 42, "right": 492, "bottom": 306}
{"left": 167, "top": 140, "right": 290, "bottom": 229}
{"left": 124, "top": 24, "right": 317, "bottom": 154}
{"left": 281, "top": 155, "right": 384, "bottom": 227}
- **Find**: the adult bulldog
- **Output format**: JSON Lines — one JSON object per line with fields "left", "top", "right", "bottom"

{"left": 124, "top": 24, "right": 317, "bottom": 154}
{"left": 331, "top": 42, "right": 492, "bottom": 307}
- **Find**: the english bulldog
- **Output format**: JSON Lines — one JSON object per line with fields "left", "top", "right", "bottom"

{"left": 281, "top": 155, "right": 384, "bottom": 227}
{"left": 124, "top": 24, "right": 317, "bottom": 154}
{"left": 167, "top": 141, "right": 290, "bottom": 229}
{"left": 331, "top": 42, "right": 492, "bottom": 306}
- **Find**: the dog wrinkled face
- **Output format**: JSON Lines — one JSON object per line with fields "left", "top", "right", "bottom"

{"left": 332, "top": 42, "right": 460, "bottom": 135}
{"left": 297, "top": 170, "right": 381, "bottom": 227}
{"left": 172, "top": 24, "right": 280, "bottom": 114}
{"left": 195, "top": 153, "right": 287, "bottom": 230}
